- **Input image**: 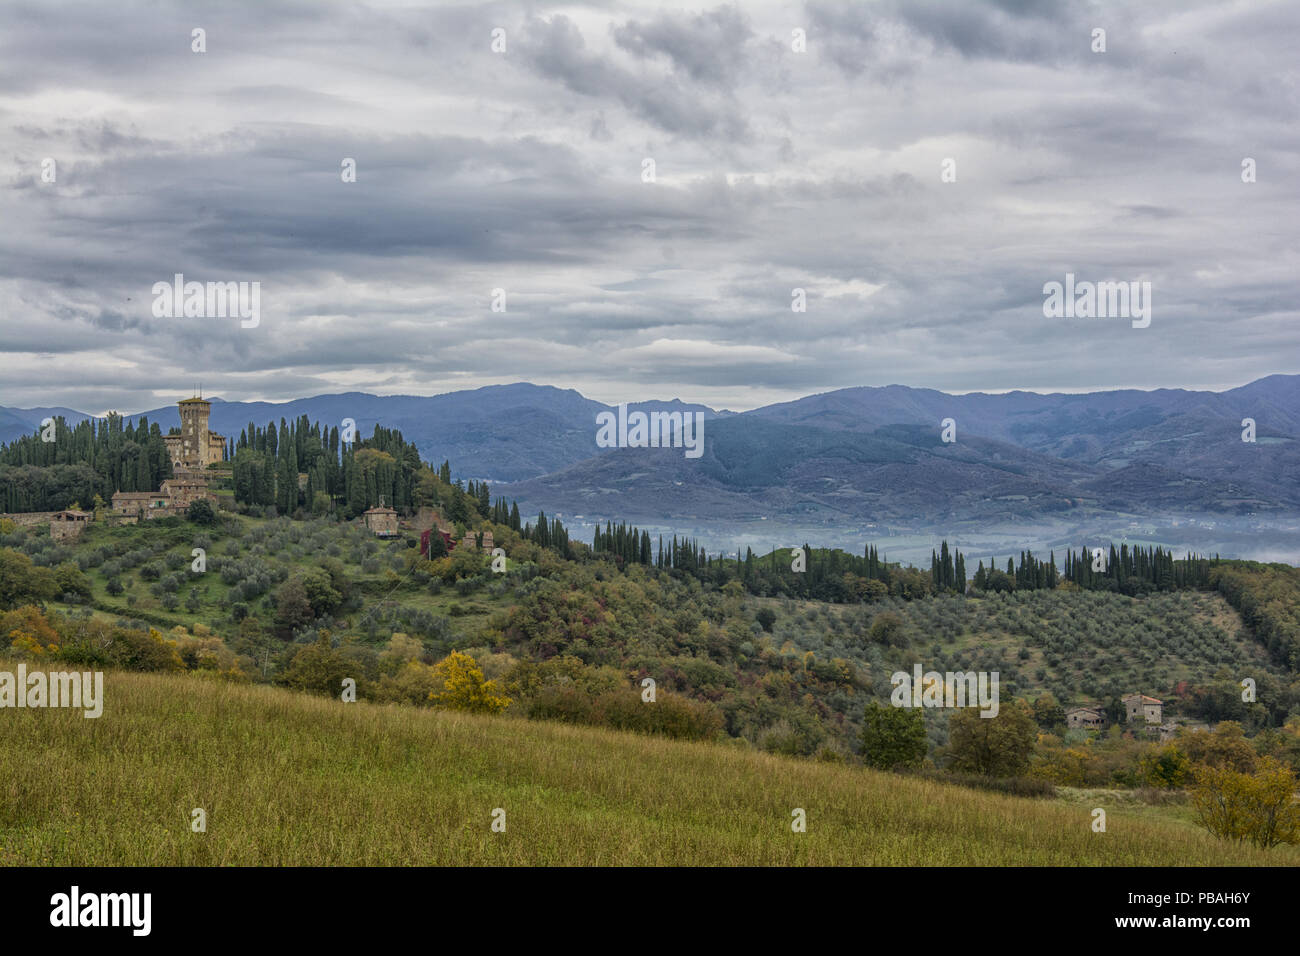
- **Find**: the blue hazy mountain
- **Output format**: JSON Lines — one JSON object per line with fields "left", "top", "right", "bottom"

{"left": 3, "top": 377, "right": 1296, "bottom": 527}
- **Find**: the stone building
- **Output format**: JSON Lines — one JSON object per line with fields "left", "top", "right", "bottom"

{"left": 0, "top": 511, "right": 72, "bottom": 529}
{"left": 49, "top": 510, "right": 92, "bottom": 542}
{"left": 0, "top": 508, "right": 96, "bottom": 538}
{"left": 1123, "top": 694, "right": 1163, "bottom": 725}
{"left": 459, "top": 529, "right": 495, "bottom": 553}
{"left": 110, "top": 489, "right": 175, "bottom": 520}
{"left": 159, "top": 477, "right": 213, "bottom": 510}
{"left": 363, "top": 505, "right": 399, "bottom": 537}
{"left": 1065, "top": 706, "right": 1106, "bottom": 730}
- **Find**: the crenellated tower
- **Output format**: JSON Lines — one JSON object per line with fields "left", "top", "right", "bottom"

{"left": 165, "top": 395, "right": 226, "bottom": 472}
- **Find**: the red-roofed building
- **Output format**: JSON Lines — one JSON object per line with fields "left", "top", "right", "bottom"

{"left": 420, "top": 528, "right": 457, "bottom": 556}
{"left": 1123, "top": 693, "right": 1163, "bottom": 724}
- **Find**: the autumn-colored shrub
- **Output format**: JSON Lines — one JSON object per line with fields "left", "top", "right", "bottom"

{"left": 429, "top": 651, "right": 510, "bottom": 715}
{"left": 1140, "top": 744, "right": 1192, "bottom": 789}
{"left": 590, "top": 689, "right": 724, "bottom": 741}
{"left": 3, "top": 605, "right": 61, "bottom": 657}
{"left": 1029, "top": 742, "right": 1107, "bottom": 787}
{"left": 279, "top": 634, "right": 352, "bottom": 696}
{"left": 1192, "top": 757, "right": 1300, "bottom": 849}
{"left": 104, "top": 626, "right": 186, "bottom": 672}
{"left": 526, "top": 685, "right": 596, "bottom": 724}
{"left": 1178, "top": 722, "right": 1258, "bottom": 775}
{"left": 947, "top": 700, "right": 1037, "bottom": 777}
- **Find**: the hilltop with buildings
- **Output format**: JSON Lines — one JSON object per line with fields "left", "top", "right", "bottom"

{"left": 109, "top": 396, "right": 229, "bottom": 522}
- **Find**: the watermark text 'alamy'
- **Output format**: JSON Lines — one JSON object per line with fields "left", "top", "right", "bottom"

{"left": 152, "top": 273, "right": 260, "bottom": 328}
{"left": 596, "top": 404, "right": 704, "bottom": 459}
{"left": 891, "top": 663, "right": 999, "bottom": 718}
{"left": 0, "top": 664, "right": 103, "bottom": 718}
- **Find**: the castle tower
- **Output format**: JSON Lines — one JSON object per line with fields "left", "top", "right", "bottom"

{"left": 178, "top": 397, "right": 211, "bottom": 468}
{"left": 165, "top": 395, "right": 225, "bottom": 472}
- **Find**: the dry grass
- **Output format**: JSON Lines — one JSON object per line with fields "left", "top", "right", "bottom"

{"left": 3, "top": 665, "right": 1297, "bottom": 866}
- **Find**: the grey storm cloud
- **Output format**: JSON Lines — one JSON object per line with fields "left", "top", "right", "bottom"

{"left": 0, "top": 0, "right": 1296, "bottom": 415}
{"left": 517, "top": 13, "right": 753, "bottom": 142}
{"left": 611, "top": 5, "right": 756, "bottom": 89}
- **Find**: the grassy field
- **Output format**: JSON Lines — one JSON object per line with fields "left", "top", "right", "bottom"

{"left": 2, "top": 666, "right": 1296, "bottom": 866}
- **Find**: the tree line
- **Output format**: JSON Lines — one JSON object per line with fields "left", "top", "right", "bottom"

{"left": 230, "top": 417, "right": 429, "bottom": 516}
{"left": 972, "top": 545, "right": 1218, "bottom": 596}
{"left": 582, "top": 522, "right": 1226, "bottom": 607}
{"left": 0, "top": 414, "right": 175, "bottom": 512}
{"left": 1211, "top": 562, "right": 1300, "bottom": 671}
{"left": 584, "top": 524, "right": 945, "bottom": 603}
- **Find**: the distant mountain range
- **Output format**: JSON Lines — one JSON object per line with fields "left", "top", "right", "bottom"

{"left": 501, "top": 376, "right": 1300, "bottom": 528}
{"left": 3, "top": 376, "right": 1297, "bottom": 533}
{"left": 0, "top": 384, "right": 723, "bottom": 481}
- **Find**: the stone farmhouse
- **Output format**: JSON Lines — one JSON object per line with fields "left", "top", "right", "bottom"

{"left": 1065, "top": 706, "right": 1106, "bottom": 730}
{"left": 111, "top": 476, "right": 217, "bottom": 521}
{"left": 1123, "top": 693, "right": 1163, "bottom": 725}
{"left": 0, "top": 509, "right": 94, "bottom": 541}
{"left": 50, "top": 509, "right": 92, "bottom": 541}
{"left": 1064, "top": 693, "right": 1165, "bottom": 733}
{"left": 363, "top": 505, "right": 400, "bottom": 537}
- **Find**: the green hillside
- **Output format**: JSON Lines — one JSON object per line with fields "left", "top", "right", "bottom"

{"left": 3, "top": 666, "right": 1296, "bottom": 866}
{"left": 4, "top": 510, "right": 1300, "bottom": 765}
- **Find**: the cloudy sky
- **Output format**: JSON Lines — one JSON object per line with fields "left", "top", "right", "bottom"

{"left": 1, "top": 0, "right": 1297, "bottom": 414}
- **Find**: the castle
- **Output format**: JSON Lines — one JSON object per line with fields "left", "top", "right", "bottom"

{"left": 110, "top": 396, "right": 226, "bottom": 520}
{"left": 164, "top": 396, "right": 227, "bottom": 475}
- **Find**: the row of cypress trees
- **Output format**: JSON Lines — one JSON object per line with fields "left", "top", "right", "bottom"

{"left": 0, "top": 415, "right": 175, "bottom": 511}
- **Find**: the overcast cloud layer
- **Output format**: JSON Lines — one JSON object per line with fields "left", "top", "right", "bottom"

{"left": 1, "top": 0, "right": 1297, "bottom": 414}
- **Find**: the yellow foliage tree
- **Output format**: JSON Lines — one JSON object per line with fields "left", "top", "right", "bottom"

{"left": 144, "top": 628, "right": 187, "bottom": 672}
{"left": 4, "top": 605, "right": 60, "bottom": 657}
{"left": 1192, "top": 757, "right": 1300, "bottom": 849}
{"left": 429, "top": 651, "right": 511, "bottom": 715}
